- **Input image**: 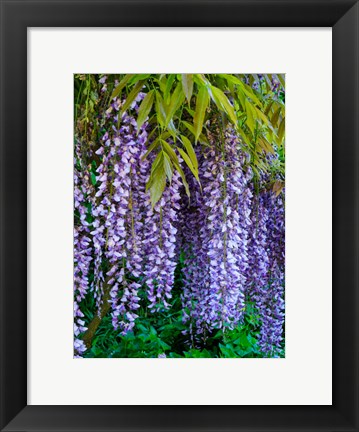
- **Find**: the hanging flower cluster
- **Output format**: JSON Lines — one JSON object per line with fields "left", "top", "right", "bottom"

{"left": 73, "top": 141, "right": 93, "bottom": 355}
{"left": 74, "top": 78, "right": 285, "bottom": 357}
{"left": 143, "top": 170, "right": 182, "bottom": 312}
{"left": 258, "top": 189, "right": 285, "bottom": 356}
{"left": 74, "top": 80, "right": 183, "bottom": 345}
{"left": 180, "top": 127, "right": 253, "bottom": 344}
{"left": 244, "top": 171, "right": 285, "bottom": 357}
{"left": 178, "top": 129, "right": 285, "bottom": 353}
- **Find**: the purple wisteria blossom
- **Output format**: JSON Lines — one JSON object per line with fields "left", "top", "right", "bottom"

{"left": 181, "top": 127, "right": 253, "bottom": 343}
{"left": 73, "top": 140, "right": 93, "bottom": 355}
{"left": 246, "top": 178, "right": 285, "bottom": 357}
{"left": 258, "top": 189, "right": 285, "bottom": 356}
{"left": 143, "top": 169, "right": 181, "bottom": 312}
{"left": 74, "top": 75, "right": 285, "bottom": 358}
{"left": 92, "top": 91, "right": 150, "bottom": 334}
{"left": 88, "top": 83, "right": 183, "bottom": 333}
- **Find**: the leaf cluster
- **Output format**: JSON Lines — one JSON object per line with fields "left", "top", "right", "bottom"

{"left": 101, "top": 73, "right": 285, "bottom": 205}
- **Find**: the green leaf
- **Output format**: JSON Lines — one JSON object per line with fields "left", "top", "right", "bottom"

{"left": 110, "top": 74, "right": 134, "bottom": 100}
{"left": 146, "top": 152, "right": 163, "bottom": 191}
{"left": 258, "top": 137, "right": 274, "bottom": 154}
{"left": 128, "top": 74, "right": 150, "bottom": 85}
{"left": 219, "top": 343, "right": 236, "bottom": 358}
{"left": 160, "top": 139, "right": 177, "bottom": 162}
{"left": 219, "top": 73, "right": 242, "bottom": 86}
{"left": 162, "top": 151, "right": 173, "bottom": 183}
{"left": 181, "top": 74, "right": 194, "bottom": 105}
{"left": 149, "top": 162, "right": 166, "bottom": 207}
{"left": 182, "top": 121, "right": 209, "bottom": 145}
{"left": 165, "top": 82, "right": 185, "bottom": 127}
{"left": 159, "top": 340, "right": 171, "bottom": 350}
{"left": 90, "top": 172, "right": 97, "bottom": 186}
{"left": 271, "top": 106, "right": 281, "bottom": 127}
{"left": 185, "top": 107, "right": 195, "bottom": 117}
{"left": 120, "top": 80, "right": 145, "bottom": 115}
{"left": 253, "top": 105, "right": 270, "bottom": 125}
{"left": 194, "top": 86, "right": 209, "bottom": 142}
{"left": 194, "top": 74, "right": 210, "bottom": 87}
{"left": 155, "top": 91, "right": 167, "bottom": 128}
{"left": 180, "top": 135, "right": 198, "bottom": 170}
{"left": 142, "top": 131, "right": 171, "bottom": 161}
{"left": 182, "top": 120, "right": 195, "bottom": 135}
{"left": 265, "top": 100, "right": 274, "bottom": 116}
{"left": 245, "top": 99, "right": 255, "bottom": 134}
{"left": 177, "top": 147, "right": 200, "bottom": 184}
{"left": 136, "top": 90, "right": 155, "bottom": 131}
{"left": 175, "top": 163, "right": 190, "bottom": 197}
{"left": 239, "top": 82, "right": 262, "bottom": 107}
{"left": 278, "top": 117, "right": 285, "bottom": 144}
{"left": 210, "top": 85, "right": 237, "bottom": 126}
{"left": 164, "top": 74, "right": 176, "bottom": 104}
{"left": 141, "top": 139, "right": 160, "bottom": 161}
{"left": 237, "top": 126, "right": 252, "bottom": 146}
{"left": 236, "top": 89, "right": 246, "bottom": 111}
{"left": 220, "top": 74, "right": 262, "bottom": 107}
{"left": 161, "top": 140, "right": 190, "bottom": 197}
{"left": 277, "top": 74, "right": 285, "bottom": 89}
{"left": 157, "top": 75, "right": 167, "bottom": 93}
{"left": 152, "top": 150, "right": 164, "bottom": 171}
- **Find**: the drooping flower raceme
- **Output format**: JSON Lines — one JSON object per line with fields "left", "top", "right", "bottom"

{"left": 245, "top": 178, "right": 285, "bottom": 357}
{"left": 181, "top": 126, "right": 253, "bottom": 343}
{"left": 143, "top": 171, "right": 181, "bottom": 312}
{"left": 87, "top": 85, "right": 183, "bottom": 335}
{"left": 258, "top": 189, "right": 285, "bottom": 356}
{"left": 73, "top": 140, "right": 93, "bottom": 354}
{"left": 74, "top": 76, "right": 285, "bottom": 358}
{"left": 92, "top": 93, "right": 150, "bottom": 334}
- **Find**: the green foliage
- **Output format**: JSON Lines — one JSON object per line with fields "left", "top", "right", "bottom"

{"left": 80, "top": 261, "right": 284, "bottom": 359}
{"left": 74, "top": 73, "right": 285, "bottom": 207}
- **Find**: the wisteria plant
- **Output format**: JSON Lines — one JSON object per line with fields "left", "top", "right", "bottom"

{"left": 74, "top": 73, "right": 285, "bottom": 358}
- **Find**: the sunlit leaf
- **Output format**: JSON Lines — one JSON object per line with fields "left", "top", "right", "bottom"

{"left": 155, "top": 91, "right": 167, "bottom": 128}
{"left": 180, "top": 135, "right": 198, "bottom": 170}
{"left": 278, "top": 117, "right": 285, "bottom": 144}
{"left": 277, "top": 74, "right": 285, "bottom": 90}
{"left": 110, "top": 74, "right": 134, "bottom": 100}
{"left": 128, "top": 74, "right": 150, "bottom": 85}
{"left": 258, "top": 138, "right": 274, "bottom": 154}
{"left": 161, "top": 140, "right": 190, "bottom": 196}
{"left": 210, "top": 85, "right": 237, "bottom": 126}
{"left": 182, "top": 121, "right": 209, "bottom": 145}
{"left": 164, "top": 74, "right": 176, "bottom": 104}
{"left": 150, "top": 165, "right": 166, "bottom": 206}
{"left": 237, "top": 127, "right": 252, "bottom": 147}
{"left": 160, "top": 139, "right": 177, "bottom": 162}
{"left": 239, "top": 82, "right": 262, "bottom": 107}
{"left": 182, "top": 74, "right": 194, "bottom": 105}
{"left": 264, "top": 100, "right": 274, "bottom": 116}
{"left": 271, "top": 106, "right": 281, "bottom": 127}
{"left": 178, "top": 147, "right": 200, "bottom": 184}
{"left": 137, "top": 90, "right": 155, "bottom": 132}
{"left": 245, "top": 99, "right": 255, "bottom": 134}
{"left": 194, "top": 86, "right": 209, "bottom": 142}
{"left": 253, "top": 105, "right": 270, "bottom": 125}
{"left": 141, "top": 136, "right": 162, "bottom": 161}
{"left": 165, "top": 82, "right": 185, "bottom": 127}
{"left": 163, "top": 151, "right": 173, "bottom": 183}
{"left": 120, "top": 80, "right": 145, "bottom": 115}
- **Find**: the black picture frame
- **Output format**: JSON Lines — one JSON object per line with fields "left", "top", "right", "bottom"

{"left": 1, "top": 0, "right": 358, "bottom": 431}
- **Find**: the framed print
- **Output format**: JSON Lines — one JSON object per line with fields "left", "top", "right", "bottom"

{"left": 0, "top": 0, "right": 358, "bottom": 431}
